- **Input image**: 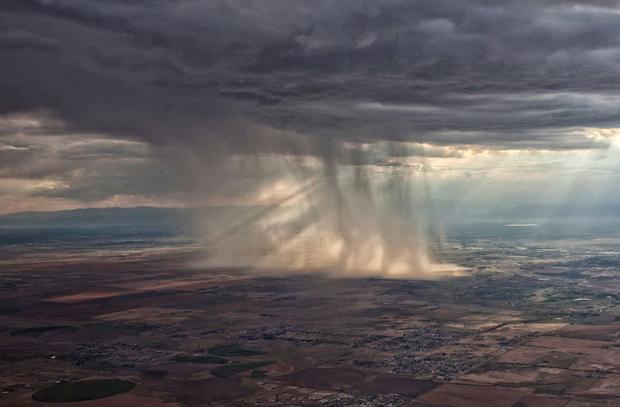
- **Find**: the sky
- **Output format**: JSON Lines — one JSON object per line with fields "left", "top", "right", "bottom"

{"left": 2, "top": 0, "right": 620, "bottom": 217}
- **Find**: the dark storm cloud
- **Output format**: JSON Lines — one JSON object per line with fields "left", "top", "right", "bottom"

{"left": 2, "top": 0, "right": 620, "bottom": 154}
{"left": 0, "top": 29, "right": 59, "bottom": 52}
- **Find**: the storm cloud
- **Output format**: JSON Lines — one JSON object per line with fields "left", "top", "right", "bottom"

{"left": 2, "top": 0, "right": 620, "bottom": 151}
{"left": 2, "top": 0, "right": 620, "bottom": 212}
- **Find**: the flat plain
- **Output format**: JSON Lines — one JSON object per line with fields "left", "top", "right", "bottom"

{"left": 1, "top": 228, "right": 619, "bottom": 406}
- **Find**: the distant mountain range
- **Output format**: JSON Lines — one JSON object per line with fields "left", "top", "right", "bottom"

{"left": 0, "top": 207, "right": 190, "bottom": 229}
{"left": 0, "top": 207, "right": 202, "bottom": 247}
{"left": 2, "top": 203, "right": 619, "bottom": 230}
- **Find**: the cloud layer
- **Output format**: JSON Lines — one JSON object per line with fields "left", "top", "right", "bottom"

{"left": 2, "top": 0, "right": 620, "bottom": 209}
{"left": 3, "top": 1, "right": 620, "bottom": 147}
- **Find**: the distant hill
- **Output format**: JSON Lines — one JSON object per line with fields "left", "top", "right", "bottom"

{"left": 0, "top": 207, "right": 201, "bottom": 247}
{"left": 0, "top": 207, "right": 190, "bottom": 229}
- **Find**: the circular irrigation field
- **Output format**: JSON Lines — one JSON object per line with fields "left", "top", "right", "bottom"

{"left": 32, "top": 379, "right": 135, "bottom": 402}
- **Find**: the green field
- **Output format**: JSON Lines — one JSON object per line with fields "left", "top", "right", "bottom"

{"left": 208, "top": 344, "right": 265, "bottom": 357}
{"left": 210, "top": 361, "right": 274, "bottom": 378}
{"left": 10, "top": 325, "right": 76, "bottom": 336}
{"left": 32, "top": 379, "right": 135, "bottom": 402}
{"left": 172, "top": 355, "right": 228, "bottom": 364}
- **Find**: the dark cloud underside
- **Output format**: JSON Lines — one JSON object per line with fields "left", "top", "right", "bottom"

{"left": 1, "top": 0, "right": 620, "bottom": 154}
